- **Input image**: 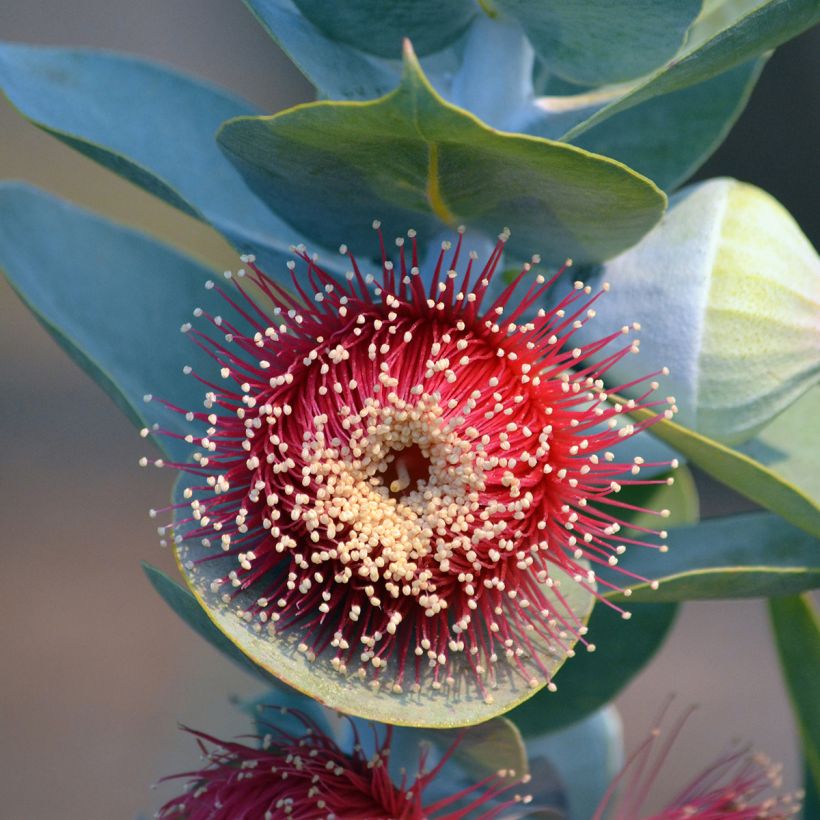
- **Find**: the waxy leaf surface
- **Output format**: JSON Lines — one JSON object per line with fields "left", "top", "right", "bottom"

{"left": 494, "top": 0, "right": 700, "bottom": 86}
{"left": 627, "top": 398, "right": 820, "bottom": 538}
{"left": 563, "top": 0, "right": 820, "bottom": 141}
{"left": 565, "top": 57, "right": 765, "bottom": 191}
{"left": 769, "top": 594, "right": 820, "bottom": 806}
{"left": 290, "top": 0, "right": 475, "bottom": 59}
{"left": 605, "top": 512, "right": 820, "bottom": 602}
{"left": 0, "top": 183, "right": 227, "bottom": 463}
{"left": 143, "top": 563, "right": 279, "bottom": 684}
{"left": 218, "top": 43, "right": 666, "bottom": 266}
{"left": 0, "top": 43, "right": 325, "bottom": 278}
{"left": 521, "top": 706, "right": 624, "bottom": 820}
{"left": 243, "top": 0, "right": 400, "bottom": 100}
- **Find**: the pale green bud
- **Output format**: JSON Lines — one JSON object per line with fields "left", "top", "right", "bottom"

{"left": 582, "top": 177, "right": 819, "bottom": 444}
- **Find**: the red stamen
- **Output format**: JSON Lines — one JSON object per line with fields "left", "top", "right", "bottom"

{"left": 146, "top": 228, "right": 676, "bottom": 701}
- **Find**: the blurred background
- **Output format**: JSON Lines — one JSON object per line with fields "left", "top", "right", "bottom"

{"left": 1, "top": 3, "right": 817, "bottom": 818}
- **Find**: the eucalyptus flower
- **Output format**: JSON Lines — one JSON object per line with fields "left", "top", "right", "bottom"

{"left": 158, "top": 705, "right": 535, "bottom": 819}
{"left": 151, "top": 228, "right": 674, "bottom": 723}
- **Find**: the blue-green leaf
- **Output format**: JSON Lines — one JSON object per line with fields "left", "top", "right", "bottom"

{"left": 289, "top": 0, "right": 476, "bottom": 59}
{"left": 563, "top": 0, "right": 820, "bottom": 141}
{"left": 218, "top": 41, "right": 666, "bottom": 266}
{"left": 626, "top": 404, "right": 820, "bottom": 538}
{"left": 522, "top": 706, "right": 624, "bottom": 820}
{"left": 738, "top": 386, "right": 820, "bottom": 515}
{"left": 0, "top": 43, "right": 321, "bottom": 277}
{"left": 143, "top": 562, "right": 279, "bottom": 685}
{"left": 604, "top": 512, "right": 820, "bottom": 602}
{"left": 769, "top": 594, "right": 820, "bottom": 811}
{"left": 507, "top": 602, "right": 678, "bottom": 735}
{"left": 494, "top": 0, "right": 700, "bottom": 86}
{"left": 242, "top": 0, "right": 399, "bottom": 100}
{"left": 0, "top": 182, "right": 224, "bottom": 462}
{"left": 566, "top": 57, "right": 766, "bottom": 191}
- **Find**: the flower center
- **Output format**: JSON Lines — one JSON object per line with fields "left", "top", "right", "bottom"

{"left": 294, "top": 390, "right": 486, "bottom": 613}
{"left": 383, "top": 443, "right": 430, "bottom": 500}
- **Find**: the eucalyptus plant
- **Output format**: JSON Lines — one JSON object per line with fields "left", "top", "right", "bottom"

{"left": 1, "top": 1, "right": 818, "bottom": 817}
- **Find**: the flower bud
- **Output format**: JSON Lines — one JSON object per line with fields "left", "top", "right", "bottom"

{"left": 579, "top": 178, "right": 819, "bottom": 444}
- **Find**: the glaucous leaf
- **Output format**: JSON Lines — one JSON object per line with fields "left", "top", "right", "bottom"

{"left": 738, "top": 386, "right": 820, "bottom": 513}
{"left": 289, "top": 0, "right": 476, "bottom": 59}
{"left": 494, "top": 0, "right": 700, "bottom": 86}
{"left": 507, "top": 602, "right": 678, "bottom": 736}
{"left": 242, "top": 0, "right": 399, "bottom": 100}
{"left": 143, "top": 562, "right": 279, "bottom": 684}
{"left": 574, "top": 178, "right": 820, "bottom": 444}
{"left": 0, "top": 182, "right": 227, "bottom": 463}
{"left": 521, "top": 706, "right": 624, "bottom": 820}
{"left": 447, "top": 15, "right": 535, "bottom": 130}
{"left": 218, "top": 41, "right": 666, "bottom": 266}
{"left": 562, "top": 0, "right": 820, "bottom": 140}
{"left": 623, "top": 406, "right": 820, "bottom": 538}
{"left": 0, "top": 43, "right": 324, "bottom": 278}
{"left": 565, "top": 57, "right": 766, "bottom": 191}
{"left": 769, "top": 594, "right": 820, "bottom": 806}
{"left": 604, "top": 512, "right": 820, "bottom": 602}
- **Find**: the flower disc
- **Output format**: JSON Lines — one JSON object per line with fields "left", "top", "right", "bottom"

{"left": 158, "top": 228, "right": 673, "bottom": 726}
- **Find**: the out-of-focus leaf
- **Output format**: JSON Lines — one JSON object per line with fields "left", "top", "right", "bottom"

{"left": 611, "top": 465, "right": 700, "bottom": 536}
{"left": 289, "top": 0, "right": 475, "bottom": 59}
{"left": 625, "top": 407, "right": 820, "bottom": 538}
{"left": 0, "top": 182, "right": 227, "bottom": 462}
{"left": 604, "top": 512, "right": 820, "bottom": 602}
{"left": 522, "top": 706, "right": 624, "bottom": 820}
{"left": 218, "top": 41, "right": 666, "bottom": 266}
{"left": 242, "top": 0, "right": 399, "bottom": 100}
{"left": 566, "top": 57, "right": 766, "bottom": 191}
{"left": 507, "top": 602, "right": 677, "bottom": 736}
{"left": 739, "top": 387, "right": 820, "bottom": 514}
{"left": 563, "top": 0, "right": 820, "bottom": 140}
{"left": 0, "top": 43, "right": 323, "bottom": 277}
{"left": 769, "top": 594, "right": 820, "bottom": 809}
{"left": 494, "top": 0, "right": 700, "bottom": 86}
{"left": 143, "top": 563, "right": 278, "bottom": 685}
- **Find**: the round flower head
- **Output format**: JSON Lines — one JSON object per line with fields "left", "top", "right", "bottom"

{"left": 148, "top": 226, "right": 676, "bottom": 724}
{"left": 158, "top": 707, "right": 532, "bottom": 819}
{"left": 593, "top": 705, "right": 803, "bottom": 819}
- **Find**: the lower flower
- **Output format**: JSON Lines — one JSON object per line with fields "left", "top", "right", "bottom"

{"left": 593, "top": 704, "right": 803, "bottom": 819}
{"left": 158, "top": 706, "right": 531, "bottom": 819}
